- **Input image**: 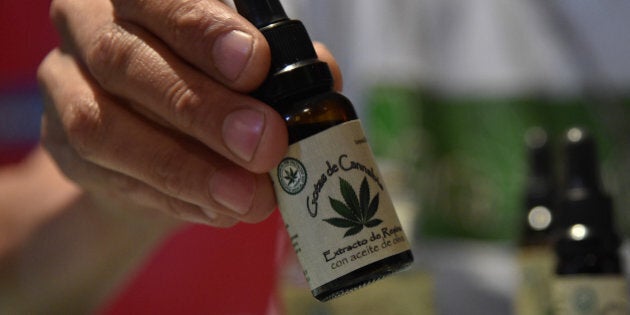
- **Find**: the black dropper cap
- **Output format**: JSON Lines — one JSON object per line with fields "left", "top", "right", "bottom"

{"left": 554, "top": 128, "right": 620, "bottom": 271}
{"left": 234, "top": 0, "right": 288, "bottom": 29}
{"left": 558, "top": 128, "right": 611, "bottom": 227}
{"left": 563, "top": 128, "right": 601, "bottom": 193}
{"left": 234, "top": 0, "right": 334, "bottom": 105}
{"left": 524, "top": 127, "right": 555, "bottom": 207}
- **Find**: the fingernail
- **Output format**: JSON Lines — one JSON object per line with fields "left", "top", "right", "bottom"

{"left": 213, "top": 30, "right": 254, "bottom": 81}
{"left": 209, "top": 167, "right": 255, "bottom": 215}
{"left": 223, "top": 109, "right": 265, "bottom": 162}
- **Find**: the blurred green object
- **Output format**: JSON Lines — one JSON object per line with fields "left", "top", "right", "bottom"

{"left": 366, "top": 86, "right": 422, "bottom": 165}
{"left": 366, "top": 85, "right": 628, "bottom": 241}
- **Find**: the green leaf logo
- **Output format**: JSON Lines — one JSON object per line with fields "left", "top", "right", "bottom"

{"left": 323, "top": 177, "right": 383, "bottom": 237}
{"left": 284, "top": 168, "right": 299, "bottom": 186}
{"left": 277, "top": 158, "right": 307, "bottom": 195}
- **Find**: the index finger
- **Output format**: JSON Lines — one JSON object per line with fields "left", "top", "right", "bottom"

{"left": 111, "top": 0, "right": 271, "bottom": 92}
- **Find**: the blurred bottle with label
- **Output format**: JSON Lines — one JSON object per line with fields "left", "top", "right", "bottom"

{"left": 551, "top": 127, "right": 629, "bottom": 315}
{"left": 515, "top": 127, "right": 557, "bottom": 315}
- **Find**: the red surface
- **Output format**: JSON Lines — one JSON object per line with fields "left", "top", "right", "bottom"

{"left": 0, "top": 1, "right": 55, "bottom": 162}
{"left": 0, "top": 143, "right": 36, "bottom": 165}
{"left": 0, "top": 1, "right": 58, "bottom": 91}
{"left": 99, "top": 213, "right": 283, "bottom": 315}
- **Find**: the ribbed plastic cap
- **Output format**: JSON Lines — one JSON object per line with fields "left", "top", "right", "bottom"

{"left": 234, "top": 0, "right": 288, "bottom": 29}
{"left": 234, "top": 0, "right": 334, "bottom": 105}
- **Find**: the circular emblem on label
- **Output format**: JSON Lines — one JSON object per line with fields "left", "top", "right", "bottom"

{"left": 573, "top": 286, "right": 597, "bottom": 314}
{"left": 277, "top": 157, "right": 307, "bottom": 195}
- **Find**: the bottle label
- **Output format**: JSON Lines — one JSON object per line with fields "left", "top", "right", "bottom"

{"left": 552, "top": 275, "right": 630, "bottom": 315}
{"left": 515, "top": 246, "right": 555, "bottom": 315}
{"left": 271, "top": 120, "right": 412, "bottom": 290}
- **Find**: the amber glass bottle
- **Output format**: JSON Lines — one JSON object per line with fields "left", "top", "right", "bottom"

{"left": 235, "top": 0, "right": 414, "bottom": 301}
{"left": 552, "top": 128, "right": 629, "bottom": 314}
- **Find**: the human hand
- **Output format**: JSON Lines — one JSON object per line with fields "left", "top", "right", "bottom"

{"left": 0, "top": 147, "right": 181, "bottom": 313}
{"left": 38, "top": 0, "right": 342, "bottom": 227}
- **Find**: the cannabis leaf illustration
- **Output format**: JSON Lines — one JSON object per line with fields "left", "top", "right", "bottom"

{"left": 323, "top": 177, "right": 382, "bottom": 237}
{"left": 283, "top": 167, "right": 298, "bottom": 186}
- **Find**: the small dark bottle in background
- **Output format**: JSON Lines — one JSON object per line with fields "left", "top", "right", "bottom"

{"left": 520, "top": 127, "right": 557, "bottom": 247}
{"left": 551, "top": 127, "right": 629, "bottom": 314}
{"left": 515, "top": 127, "right": 557, "bottom": 315}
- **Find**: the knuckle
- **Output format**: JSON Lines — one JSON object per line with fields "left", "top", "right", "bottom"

{"left": 150, "top": 149, "right": 188, "bottom": 198}
{"left": 84, "top": 24, "right": 137, "bottom": 89}
{"left": 36, "top": 50, "right": 106, "bottom": 163}
{"left": 165, "top": 79, "right": 200, "bottom": 113}
{"left": 62, "top": 96, "right": 104, "bottom": 160}
{"left": 167, "top": 0, "right": 207, "bottom": 30}
{"left": 164, "top": 79, "right": 213, "bottom": 132}
{"left": 166, "top": 0, "right": 226, "bottom": 43}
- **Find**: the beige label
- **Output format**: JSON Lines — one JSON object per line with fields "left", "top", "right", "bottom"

{"left": 552, "top": 275, "right": 630, "bottom": 315}
{"left": 271, "top": 120, "right": 411, "bottom": 290}
{"left": 515, "top": 247, "right": 555, "bottom": 315}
